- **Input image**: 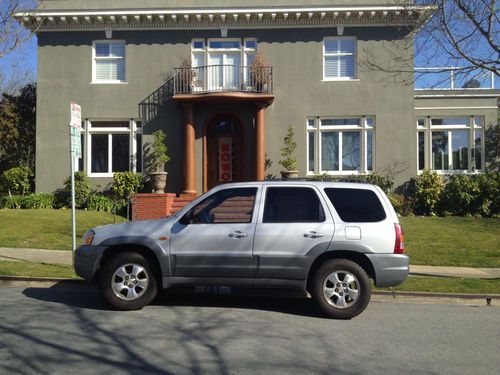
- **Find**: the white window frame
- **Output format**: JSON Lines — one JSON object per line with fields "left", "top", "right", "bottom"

{"left": 83, "top": 119, "right": 142, "bottom": 177}
{"left": 416, "top": 116, "right": 484, "bottom": 174}
{"left": 92, "top": 40, "right": 127, "bottom": 84}
{"left": 323, "top": 37, "right": 357, "bottom": 81}
{"left": 307, "top": 116, "right": 374, "bottom": 175}
{"left": 191, "top": 38, "right": 257, "bottom": 91}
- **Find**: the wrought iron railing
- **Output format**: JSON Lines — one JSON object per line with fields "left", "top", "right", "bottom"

{"left": 173, "top": 65, "right": 273, "bottom": 94}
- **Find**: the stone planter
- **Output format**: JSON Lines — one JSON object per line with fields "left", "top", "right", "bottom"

{"left": 149, "top": 172, "right": 168, "bottom": 193}
{"left": 280, "top": 170, "right": 299, "bottom": 180}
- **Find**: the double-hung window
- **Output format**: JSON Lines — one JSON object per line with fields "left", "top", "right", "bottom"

{"left": 93, "top": 41, "right": 126, "bottom": 83}
{"left": 78, "top": 120, "right": 142, "bottom": 177}
{"left": 307, "top": 117, "right": 374, "bottom": 174}
{"left": 417, "top": 116, "right": 483, "bottom": 173}
{"left": 323, "top": 37, "right": 356, "bottom": 80}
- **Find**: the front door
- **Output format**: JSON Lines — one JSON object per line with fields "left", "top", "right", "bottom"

{"left": 206, "top": 115, "right": 245, "bottom": 190}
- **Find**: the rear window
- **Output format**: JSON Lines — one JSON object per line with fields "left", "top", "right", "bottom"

{"left": 324, "top": 188, "right": 386, "bottom": 222}
{"left": 263, "top": 187, "right": 326, "bottom": 223}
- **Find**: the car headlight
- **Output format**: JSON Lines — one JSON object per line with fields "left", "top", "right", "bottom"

{"left": 82, "top": 230, "right": 95, "bottom": 246}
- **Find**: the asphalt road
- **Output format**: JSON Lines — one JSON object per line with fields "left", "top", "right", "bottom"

{"left": 0, "top": 285, "right": 498, "bottom": 375}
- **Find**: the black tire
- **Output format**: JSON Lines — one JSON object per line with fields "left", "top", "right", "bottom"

{"left": 312, "top": 258, "right": 371, "bottom": 319}
{"left": 100, "top": 251, "right": 158, "bottom": 311}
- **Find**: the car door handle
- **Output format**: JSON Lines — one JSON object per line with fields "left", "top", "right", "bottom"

{"left": 228, "top": 231, "right": 248, "bottom": 239}
{"left": 303, "top": 231, "right": 324, "bottom": 239}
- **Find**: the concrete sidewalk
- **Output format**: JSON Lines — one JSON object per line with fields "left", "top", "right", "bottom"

{"left": 1, "top": 247, "right": 499, "bottom": 279}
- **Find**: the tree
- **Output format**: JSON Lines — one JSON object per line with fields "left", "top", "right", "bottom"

{"left": 0, "top": 0, "right": 38, "bottom": 59}
{"left": 361, "top": 1, "right": 499, "bottom": 86}
{"left": 0, "top": 82, "right": 36, "bottom": 175}
{"left": 0, "top": 1, "right": 38, "bottom": 94}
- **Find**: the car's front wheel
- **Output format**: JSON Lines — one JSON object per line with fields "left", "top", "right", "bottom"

{"left": 312, "top": 258, "right": 371, "bottom": 319}
{"left": 100, "top": 252, "right": 157, "bottom": 310}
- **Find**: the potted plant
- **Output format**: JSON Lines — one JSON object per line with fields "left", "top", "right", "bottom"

{"left": 250, "top": 52, "right": 270, "bottom": 91}
{"left": 176, "top": 57, "right": 197, "bottom": 93}
{"left": 279, "top": 125, "right": 298, "bottom": 179}
{"left": 147, "top": 130, "right": 170, "bottom": 193}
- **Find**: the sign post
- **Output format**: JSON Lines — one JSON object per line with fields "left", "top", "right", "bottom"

{"left": 69, "top": 102, "right": 82, "bottom": 252}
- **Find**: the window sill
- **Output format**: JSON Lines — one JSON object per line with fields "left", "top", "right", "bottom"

{"left": 322, "top": 78, "right": 360, "bottom": 82}
{"left": 90, "top": 81, "right": 128, "bottom": 85}
{"left": 306, "top": 171, "right": 372, "bottom": 176}
{"left": 418, "top": 169, "right": 483, "bottom": 175}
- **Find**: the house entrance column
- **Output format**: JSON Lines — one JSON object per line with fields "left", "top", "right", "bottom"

{"left": 183, "top": 104, "right": 196, "bottom": 194}
{"left": 254, "top": 106, "right": 266, "bottom": 180}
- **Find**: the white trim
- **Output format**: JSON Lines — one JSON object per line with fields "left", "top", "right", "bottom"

{"left": 322, "top": 78, "right": 360, "bottom": 82}
{"left": 415, "top": 94, "right": 499, "bottom": 98}
{"left": 323, "top": 36, "right": 357, "bottom": 80}
{"left": 16, "top": 5, "right": 436, "bottom": 17}
{"left": 92, "top": 40, "right": 126, "bottom": 83}
{"left": 415, "top": 106, "right": 498, "bottom": 110}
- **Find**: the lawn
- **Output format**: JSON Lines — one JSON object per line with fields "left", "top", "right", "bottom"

{"left": 377, "top": 276, "right": 500, "bottom": 295}
{"left": 0, "top": 260, "right": 78, "bottom": 279}
{"left": 400, "top": 216, "right": 500, "bottom": 268}
{"left": 0, "top": 209, "right": 127, "bottom": 250}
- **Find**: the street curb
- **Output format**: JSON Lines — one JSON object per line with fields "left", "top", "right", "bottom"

{"left": 409, "top": 272, "right": 500, "bottom": 280}
{"left": 0, "top": 275, "right": 498, "bottom": 306}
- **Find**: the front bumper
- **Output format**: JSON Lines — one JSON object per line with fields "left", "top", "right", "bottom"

{"left": 73, "top": 245, "right": 107, "bottom": 281}
{"left": 365, "top": 254, "right": 409, "bottom": 287}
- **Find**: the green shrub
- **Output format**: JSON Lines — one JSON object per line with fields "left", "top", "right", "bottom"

{"left": 439, "top": 173, "right": 499, "bottom": 217}
{"left": 387, "top": 193, "right": 414, "bottom": 216}
{"left": 359, "top": 173, "right": 394, "bottom": 194}
{"left": 55, "top": 171, "right": 91, "bottom": 208}
{"left": 112, "top": 172, "right": 144, "bottom": 200}
{"left": 0, "top": 195, "right": 23, "bottom": 209}
{"left": 87, "top": 193, "right": 115, "bottom": 212}
{"left": 87, "top": 193, "right": 128, "bottom": 215}
{"left": 307, "top": 173, "right": 336, "bottom": 182}
{"left": 20, "top": 193, "right": 55, "bottom": 209}
{"left": 441, "top": 175, "right": 479, "bottom": 216}
{"left": 1, "top": 167, "right": 32, "bottom": 196}
{"left": 410, "top": 169, "right": 445, "bottom": 216}
{"left": 472, "top": 173, "right": 499, "bottom": 216}
{"left": 146, "top": 130, "right": 170, "bottom": 172}
{"left": 279, "top": 125, "right": 298, "bottom": 171}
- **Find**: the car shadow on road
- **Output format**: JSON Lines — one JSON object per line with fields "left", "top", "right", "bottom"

{"left": 22, "top": 282, "right": 325, "bottom": 318}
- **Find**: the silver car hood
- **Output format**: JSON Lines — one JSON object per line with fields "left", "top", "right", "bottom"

{"left": 92, "top": 216, "right": 177, "bottom": 245}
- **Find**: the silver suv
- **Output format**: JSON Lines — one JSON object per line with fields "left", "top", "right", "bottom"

{"left": 75, "top": 181, "right": 408, "bottom": 319}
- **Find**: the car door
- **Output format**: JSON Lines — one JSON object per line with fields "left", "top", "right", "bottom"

{"left": 253, "top": 185, "right": 334, "bottom": 280}
{"left": 169, "top": 186, "right": 259, "bottom": 278}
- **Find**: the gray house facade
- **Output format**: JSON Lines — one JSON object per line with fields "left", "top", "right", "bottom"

{"left": 19, "top": 1, "right": 498, "bottom": 194}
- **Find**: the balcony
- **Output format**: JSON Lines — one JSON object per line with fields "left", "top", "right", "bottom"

{"left": 173, "top": 65, "right": 273, "bottom": 96}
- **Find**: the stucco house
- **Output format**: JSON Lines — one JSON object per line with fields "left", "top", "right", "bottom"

{"left": 17, "top": 1, "right": 499, "bottom": 200}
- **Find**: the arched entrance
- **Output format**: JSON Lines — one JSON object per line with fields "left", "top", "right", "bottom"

{"left": 205, "top": 114, "right": 245, "bottom": 190}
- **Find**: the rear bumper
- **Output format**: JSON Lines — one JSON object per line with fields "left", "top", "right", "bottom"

{"left": 73, "top": 245, "right": 107, "bottom": 281}
{"left": 365, "top": 254, "right": 409, "bottom": 287}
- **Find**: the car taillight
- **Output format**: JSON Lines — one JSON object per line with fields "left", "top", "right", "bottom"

{"left": 394, "top": 223, "right": 405, "bottom": 254}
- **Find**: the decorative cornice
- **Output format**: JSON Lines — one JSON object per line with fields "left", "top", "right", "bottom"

{"left": 16, "top": 5, "right": 436, "bottom": 31}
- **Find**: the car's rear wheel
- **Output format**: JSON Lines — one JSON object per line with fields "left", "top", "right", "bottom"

{"left": 100, "top": 252, "right": 157, "bottom": 310}
{"left": 312, "top": 258, "right": 371, "bottom": 319}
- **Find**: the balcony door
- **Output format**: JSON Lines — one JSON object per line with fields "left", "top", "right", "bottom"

{"left": 208, "top": 52, "right": 241, "bottom": 91}
{"left": 206, "top": 114, "right": 245, "bottom": 190}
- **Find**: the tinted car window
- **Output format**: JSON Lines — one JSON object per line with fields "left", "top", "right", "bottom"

{"left": 187, "top": 188, "right": 257, "bottom": 224}
{"left": 263, "top": 187, "right": 326, "bottom": 223}
{"left": 324, "top": 188, "right": 386, "bottom": 222}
